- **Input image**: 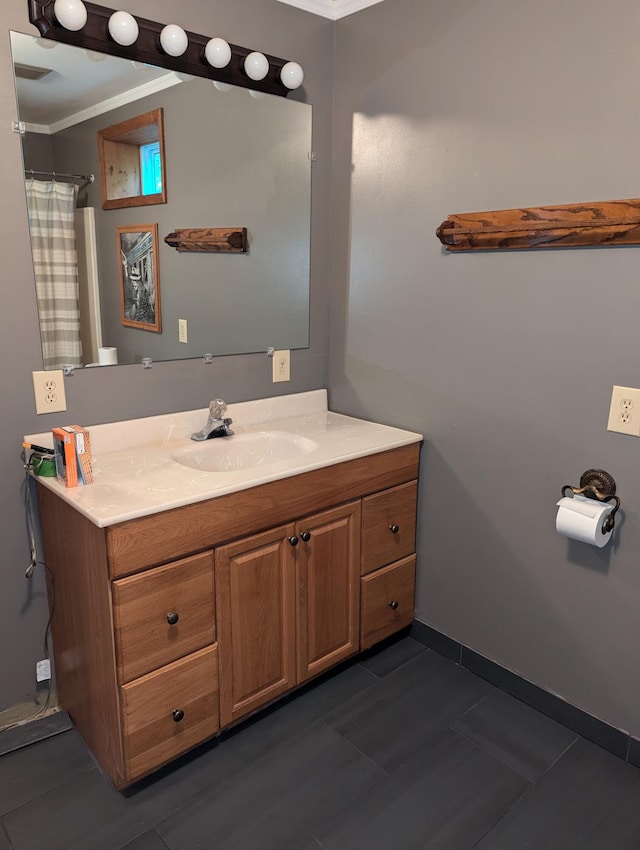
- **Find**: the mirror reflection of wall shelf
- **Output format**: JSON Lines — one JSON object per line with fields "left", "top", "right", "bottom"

{"left": 164, "top": 227, "right": 248, "bottom": 253}
{"left": 11, "top": 18, "right": 311, "bottom": 368}
{"left": 97, "top": 108, "right": 166, "bottom": 209}
{"left": 29, "top": 0, "right": 304, "bottom": 97}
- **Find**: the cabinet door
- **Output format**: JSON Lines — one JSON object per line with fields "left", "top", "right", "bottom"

{"left": 296, "top": 501, "right": 361, "bottom": 684}
{"left": 216, "top": 524, "right": 296, "bottom": 727}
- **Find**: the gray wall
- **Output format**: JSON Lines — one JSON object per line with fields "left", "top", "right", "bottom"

{"left": 0, "top": 0, "right": 332, "bottom": 712}
{"left": 329, "top": 0, "right": 640, "bottom": 736}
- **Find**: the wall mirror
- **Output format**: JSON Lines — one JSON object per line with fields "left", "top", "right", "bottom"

{"left": 11, "top": 29, "right": 311, "bottom": 369}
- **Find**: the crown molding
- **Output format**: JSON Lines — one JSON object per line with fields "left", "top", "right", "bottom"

{"left": 276, "top": 0, "right": 383, "bottom": 20}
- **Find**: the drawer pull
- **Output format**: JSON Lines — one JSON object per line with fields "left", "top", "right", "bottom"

{"left": 288, "top": 535, "right": 299, "bottom": 547}
{"left": 166, "top": 612, "right": 180, "bottom": 625}
{"left": 172, "top": 709, "right": 185, "bottom": 722}
{"left": 389, "top": 600, "right": 399, "bottom": 610}
{"left": 389, "top": 524, "right": 399, "bottom": 534}
{"left": 300, "top": 531, "right": 311, "bottom": 542}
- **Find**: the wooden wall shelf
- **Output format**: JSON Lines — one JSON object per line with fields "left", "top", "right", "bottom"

{"left": 164, "top": 228, "right": 248, "bottom": 253}
{"left": 436, "top": 198, "right": 640, "bottom": 251}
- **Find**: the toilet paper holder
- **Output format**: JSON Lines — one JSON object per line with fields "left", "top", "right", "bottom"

{"left": 561, "top": 468, "right": 621, "bottom": 533}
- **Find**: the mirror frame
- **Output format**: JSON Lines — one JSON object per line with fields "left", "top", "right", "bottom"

{"left": 28, "top": 0, "right": 297, "bottom": 98}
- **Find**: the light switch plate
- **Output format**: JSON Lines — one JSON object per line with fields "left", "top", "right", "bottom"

{"left": 272, "top": 349, "right": 291, "bottom": 383}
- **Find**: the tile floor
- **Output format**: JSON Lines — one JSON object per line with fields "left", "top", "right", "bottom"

{"left": 2, "top": 636, "right": 640, "bottom": 849}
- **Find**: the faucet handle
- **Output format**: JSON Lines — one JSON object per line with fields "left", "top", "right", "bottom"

{"left": 209, "top": 398, "right": 227, "bottom": 417}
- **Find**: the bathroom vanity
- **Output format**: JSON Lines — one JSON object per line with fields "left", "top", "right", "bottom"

{"left": 27, "top": 391, "right": 422, "bottom": 789}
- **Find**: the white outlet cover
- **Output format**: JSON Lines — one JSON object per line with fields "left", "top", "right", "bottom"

{"left": 36, "top": 658, "right": 51, "bottom": 682}
{"left": 607, "top": 385, "right": 640, "bottom": 436}
{"left": 32, "top": 369, "right": 67, "bottom": 415}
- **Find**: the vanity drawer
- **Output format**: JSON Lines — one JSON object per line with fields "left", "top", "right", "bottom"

{"left": 361, "top": 480, "right": 417, "bottom": 575}
{"left": 112, "top": 551, "right": 215, "bottom": 683}
{"left": 121, "top": 645, "right": 219, "bottom": 784}
{"left": 360, "top": 556, "right": 416, "bottom": 649}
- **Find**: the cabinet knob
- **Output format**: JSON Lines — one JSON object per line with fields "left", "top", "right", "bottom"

{"left": 172, "top": 709, "right": 185, "bottom": 722}
{"left": 389, "top": 600, "right": 399, "bottom": 610}
{"left": 288, "top": 535, "right": 299, "bottom": 547}
{"left": 166, "top": 612, "right": 180, "bottom": 625}
{"left": 300, "top": 531, "right": 311, "bottom": 542}
{"left": 389, "top": 524, "right": 399, "bottom": 534}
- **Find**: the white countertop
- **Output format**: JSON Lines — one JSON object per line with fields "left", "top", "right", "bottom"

{"left": 25, "top": 390, "right": 422, "bottom": 528}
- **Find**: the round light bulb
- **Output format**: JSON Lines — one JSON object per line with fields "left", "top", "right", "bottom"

{"left": 212, "top": 81, "right": 232, "bottom": 93}
{"left": 205, "top": 37, "right": 231, "bottom": 69}
{"left": 108, "top": 11, "right": 139, "bottom": 46}
{"left": 53, "top": 0, "right": 87, "bottom": 31}
{"left": 160, "top": 24, "right": 188, "bottom": 57}
{"left": 280, "top": 61, "right": 304, "bottom": 90}
{"left": 244, "top": 52, "right": 269, "bottom": 82}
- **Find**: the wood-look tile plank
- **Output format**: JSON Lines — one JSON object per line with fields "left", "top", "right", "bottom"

{"left": 474, "top": 738, "right": 640, "bottom": 849}
{"left": 316, "top": 729, "right": 529, "bottom": 850}
{"left": 453, "top": 689, "right": 578, "bottom": 782}
{"left": 326, "top": 651, "right": 491, "bottom": 772}
{"left": 158, "top": 722, "right": 385, "bottom": 850}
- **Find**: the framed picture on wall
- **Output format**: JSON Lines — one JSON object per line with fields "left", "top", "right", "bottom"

{"left": 116, "top": 223, "right": 162, "bottom": 333}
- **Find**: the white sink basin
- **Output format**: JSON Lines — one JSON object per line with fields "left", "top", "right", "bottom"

{"left": 171, "top": 431, "right": 318, "bottom": 472}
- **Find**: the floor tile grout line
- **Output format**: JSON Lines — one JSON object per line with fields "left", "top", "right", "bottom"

{"left": 0, "top": 818, "right": 15, "bottom": 850}
{"left": 317, "top": 717, "right": 393, "bottom": 779}
{"left": 538, "top": 733, "right": 580, "bottom": 777}
{"left": 445, "top": 721, "right": 540, "bottom": 785}
{"left": 0, "top": 763, "right": 98, "bottom": 820}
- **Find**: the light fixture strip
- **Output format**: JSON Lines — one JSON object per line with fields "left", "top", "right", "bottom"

{"left": 28, "top": 0, "right": 295, "bottom": 96}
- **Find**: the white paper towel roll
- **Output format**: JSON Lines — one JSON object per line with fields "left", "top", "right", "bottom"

{"left": 556, "top": 494, "right": 614, "bottom": 548}
{"left": 98, "top": 346, "right": 118, "bottom": 366}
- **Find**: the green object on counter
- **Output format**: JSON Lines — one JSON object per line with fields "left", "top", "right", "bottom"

{"left": 33, "top": 457, "right": 56, "bottom": 477}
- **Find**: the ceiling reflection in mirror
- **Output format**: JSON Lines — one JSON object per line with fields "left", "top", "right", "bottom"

{"left": 11, "top": 31, "right": 311, "bottom": 369}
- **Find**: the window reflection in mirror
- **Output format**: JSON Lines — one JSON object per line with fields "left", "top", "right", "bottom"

{"left": 97, "top": 108, "right": 166, "bottom": 210}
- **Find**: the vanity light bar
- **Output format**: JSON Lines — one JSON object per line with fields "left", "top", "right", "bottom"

{"left": 28, "top": 0, "right": 302, "bottom": 97}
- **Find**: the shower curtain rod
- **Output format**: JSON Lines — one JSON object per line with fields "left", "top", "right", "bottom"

{"left": 24, "top": 169, "right": 94, "bottom": 185}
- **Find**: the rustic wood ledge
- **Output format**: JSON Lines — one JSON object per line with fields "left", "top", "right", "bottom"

{"left": 436, "top": 198, "right": 640, "bottom": 251}
{"left": 164, "top": 227, "right": 248, "bottom": 253}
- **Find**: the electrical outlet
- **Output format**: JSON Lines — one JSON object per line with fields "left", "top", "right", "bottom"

{"left": 178, "top": 318, "right": 188, "bottom": 344}
{"left": 36, "top": 658, "right": 51, "bottom": 682}
{"left": 272, "top": 349, "right": 290, "bottom": 383}
{"left": 32, "top": 370, "right": 67, "bottom": 415}
{"left": 607, "top": 385, "right": 640, "bottom": 436}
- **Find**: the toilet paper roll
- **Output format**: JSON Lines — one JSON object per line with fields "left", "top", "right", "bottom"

{"left": 98, "top": 346, "right": 118, "bottom": 366}
{"left": 556, "top": 494, "right": 614, "bottom": 548}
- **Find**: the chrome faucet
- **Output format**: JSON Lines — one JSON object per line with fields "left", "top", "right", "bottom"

{"left": 191, "top": 399, "right": 234, "bottom": 441}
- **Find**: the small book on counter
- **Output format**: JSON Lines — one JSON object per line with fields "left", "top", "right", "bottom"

{"left": 52, "top": 426, "right": 93, "bottom": 487}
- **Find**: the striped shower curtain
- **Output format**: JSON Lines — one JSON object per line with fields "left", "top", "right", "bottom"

{"left": 26, "top": 179, "right": 82, "bottom": 370}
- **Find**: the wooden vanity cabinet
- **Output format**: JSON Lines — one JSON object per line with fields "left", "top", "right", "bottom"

{"left": 37, "top": 443, "right": 419, "bottom": 789}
